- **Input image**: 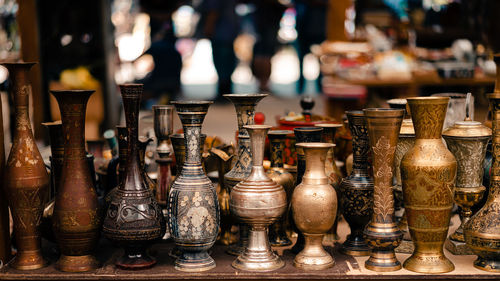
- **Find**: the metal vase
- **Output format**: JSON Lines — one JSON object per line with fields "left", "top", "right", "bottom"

{"left": 171, "top": 133, "right": 206, "bottom": 177}
{"left": 292, "top": 143, "right": 337, "bottom": 270}
{"left": 103, "top": 84, "right": 165, "bottom": 270}
{"left": 267, "top": 130, "right": 294, "bottom": 247}
{"left": 464, "top": 58, "right": 500, "bottom": 272}
{"left": 223, "top": 93, "right": 267, "bottom": 256}
{"left": 3, "top": 62, "right": 49, "bottom": 270}
{"left": 51, "top": 90, "right": 101, "bottom": 272}
{"left": 401, "top": 97, "right": 456, "bottom": 273}
{"left": 0, "top": 91, "right": 9, "bottom": 265}
{"left": 291, "top": 127, "right": 323, "bottom": 254}
{"left": 363, "top": 108, "right": 404, "bottom": 272}
{"left": 340, "top": 111, "right": 373, "bottom": 256}
{"left": 168, "top": 101, "right": 219, "bottom": 272}
{"left": 229, "top": 125, "right": 286, "bottom": 272}
{"left": 153, "top": 105, "right": 174, "bottom": 207}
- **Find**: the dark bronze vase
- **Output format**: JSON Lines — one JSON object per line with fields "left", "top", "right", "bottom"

{"left": 223, "top": 93, "right": 267, "bottom": 256}
{"left": 0, "top": 92, "right": 9, "bottom": 265}
{"left": 291, "top": 126, "right": 323, "bottom": 254}
{"left": 267, "top": 130, "right": 294, "bottom": 247}
{"left": 168, "top": 101, "right": 219, "bottom": 272}
{"left": 51, "top": 90, "right": 101, "bottom": 272}
{"left": 363, "top": 108, "right": 404, "bottom": 272}
{"left": 340, "top": 111, "right": 374, "bottom": 256}
{"left": 3, "top": 62, "right": 49, "bottom": 270}
{"left": 464, "top": 67, "right": 500, "bottom": 272}
{"left": 103, "top": 84, "right": 165, "bottom": 270}
{"left": 401, "top": 97, "right": 456, "bottom": 273}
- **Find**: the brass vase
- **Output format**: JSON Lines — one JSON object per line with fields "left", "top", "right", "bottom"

{"left": 340, "top": 111, "right": 373, "bottom": 256}
{"left": 230, "top": 125, "right": 286, "bottom": 271}
{"left": 168, "top": 101, "right": 219, "bottom": 272}
{"left": 292, "top": 143, "right": 337, "bottom": 270}
{"left": 51, "top": 90, "right": 101, "bottom": 272}
{"left": 267, "top": 130, "right": 294, "bottom": 247}
{"left": 291, "top": 127, "right": 323, "bottom": 254}
{"left": 224, "top": 93, "right": 267, "bottom": 256}
{"left": 103, "top": 84, "right": 165, "bottom": 270}
{"left": 315, "top": 123, "right": 342, "bottom": 243}
{"left": 3, "top": 62, "right": 49, "bottom": 270}
{"left": 401, "top": 97, "right": 456, "bottom": 273}
{"left": 363, "top": 108, "right": 404, "bottom": 272}
{"left": 464, "top": 76, "right": 500, "bottom": 272}
{"left": 210, "top": 148, "right": 237, "bottom": 245}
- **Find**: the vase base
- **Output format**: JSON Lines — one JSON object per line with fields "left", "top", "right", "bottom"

{"left": 10, "top": 250, "right": 47, "bottom": 270}
{"left": 323, "top": 233, "right": 340, "bottom": 244}
{"left": 294, "top": 251, "right": 335, "bottom": 270}
{"left": 403, "top": 253, "right": 454, "bottom": 273}
{"left": 168, "top": 247, "right": 182, "bottom": 259}
{"left": 270, "top": 237, "right": 293, "bottom": 247}
{"left": 232, "top": 250, "right": 285, "bottom": 272}
{"left": 175, "top": 251, "right": 216, "bottom": 272}
{"left": 226, "top": 243, "right": 245, "bottom": 256}
{"left": 473, "top": 257, "right": 500, "bottom": 272}
{"left": 56, "top": 254, "right": 99, "bottom": 272}
{"left": 365, "top": 251, "right": 401, "bottom": 272}
{"left": 395, "top": 239, "right": 414, "bottom": 254}
{"left": 341, "top": 238, "right": 371, "bottom": 256}
{"left": 445, "top": 238, "right": 473, "bottom": 255}
{"left": 116, "top": 252, "right": 156, "bottom": 270}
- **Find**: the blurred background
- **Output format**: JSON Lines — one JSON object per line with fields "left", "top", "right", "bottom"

{"left": 0, "top": 0, "right": 498, "bottom": 144}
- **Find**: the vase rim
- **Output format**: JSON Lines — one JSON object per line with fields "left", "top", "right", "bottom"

{"left": 269, "top": 130, "right": 292, "bottom": 135}
{"left": 50, "top": 89, "right": 95, "bottom": 94}
{"left": 296, "top": 142, "right": 335, "bottom": 149}
{"left": 406, "top": 96, "right": 449, "bottom": 104}
{"left": 314, "top": 123, "right": 342, "bottom": 128}
{"left": 170, "top": 100, "right": 213, "bottom": 105}
{"left": 293, "top": 126, "right": 323, "bottom": 132}
{"left": 152, "top": 104, "right": 174, "bottom": 109}
{"left": 243, "top": 124, "right": 272, "bottom": 130}
{"left": 386, "top": 98, "right": 407, "bottom": 105}
{"left": 346, "top": 110, "right": 364, "bottom": 116}
{"left": 42, "top": 120, "right": 62, "bottom": 127}
{"left": 223, "top": 93, "right": 268, "bottom": 97}
{"left": 363, "top": 108, "right": 404, "bottom": 117}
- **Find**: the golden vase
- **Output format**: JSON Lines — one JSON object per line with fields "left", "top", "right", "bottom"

{"left": 401, "top": 97, "right": 456, "bottom": 273}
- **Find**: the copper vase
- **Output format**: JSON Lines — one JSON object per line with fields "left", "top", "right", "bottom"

{"left": 3, "top": 62, "right": 49, "bottom": 270}
{"left": 443, "top": 118, "right": 490, "bottom": 255}
{"left": 464, "top": 58, "right": 500, "bottom": 271}
{"left": 211, "top": 148, "right": 237, "bottom": 245}
{"left": 363, "top": 108, "right": 404, "bottom": 272}
{"left": 230, "top": 125, "right": 286, "bottom": 271}
{"left": 340, "top": 111, "right": 373, "bottom": 256}
{"left": 223, "top": 93, "right": 267, "bottom": 256}
{"left": 51, "top": 90, "right": 101, "bottom": 272}
{"left": 267, "top": 130, "right": 294, "bottom": 247}
{"left": 291, "top": 127, "right": 323, "bottom": 254}
{"left": 316, "top": 123, "right": 342, "bottom": 243}
{"left": 168, "top": 101, "right": 219, "bottom": 272}
{"left": 0, "top": 91, "right": 9, "bottom": 265}
{"left": 292, "top": 143, "right": 337, "bottom": 270}
{"left": 103, "top": 84, "right": 165, "bottom": 270}
{"left": 401, "top": 97, "right": 456, "bottom": 273}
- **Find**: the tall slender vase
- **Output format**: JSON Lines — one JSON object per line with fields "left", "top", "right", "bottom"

{"left": 340, "top": 111, "right": 373, "bottom": 256}
{"left": 292, "top": 143, "right": 337, "bottom": 270}
{"left": 103, "top": 84, "right": 165, "bottom": 270}
{"left": 211, "top": 148, "right": 237, "bottom": 245}
{"left": 464, "top": 55, "right": 500, "bottom": 272}
{"left": 401, "top": 97, "right": 456, "bottom": 273}
{"left": 363, "top": 108, "right": 404, "bottom": 272}
{"left": 291, "top": 127, "right": 323, "bottom": 253}
{"left": 51, "top": 90, "right": 101, "bottom": 272}
{"left": 43, "top": 121, "right": 64, "bottom": 200}
{"left": 169, "top": 101, "right": 219, "bottom": 272}
{"left": 0, "top": 92, "right": 9, "bottom": 265}
{"left": 3, "top": 62, "right": 49, "bottom": 270}
{"left": 224, "top": 93, "right": 267, "bottom": 256}
{"left": 267, "top": 130, "right": 294, "bottom": 247}
{"left": 230, "top": 125, "right": 286, "bottom": 271}
{"left": 315, "top": 123, "right": 342, "bottom": 243}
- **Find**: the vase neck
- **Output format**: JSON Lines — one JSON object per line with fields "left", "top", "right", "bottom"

{"left": 269, "top": 137, "right": 284, "bottom": 168}
{"left": 302, "top": 147, "right": 328, "bottom": 184}
{"left": 408, "top": 101, "right": 447, "bottom": 139}
{"left": 9, "top": 66, "right": 33, "bottom": 137}
{"left": 489, "top": 97, "right": 500, "bottom": 199}
{"left": 183, "top": 125, "right": 203, "bottom": 165}
{"left": 348, "top": 118, "right": 370, "bottom": 175}
{"left": 234, "top": 104, "right": 256, "bottom": 137}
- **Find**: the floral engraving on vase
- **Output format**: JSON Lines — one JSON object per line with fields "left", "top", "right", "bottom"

{"left": 446, "top": 140, "right": 487, "bottom": 188}
{"left": 411, "top": 104, "right": 447, "bottom": 138}
{"left": 372, "top": 136, "right": 395, "bottom": 221}
{"left": 178, "top": 192, "right": 217, "bottom": 239}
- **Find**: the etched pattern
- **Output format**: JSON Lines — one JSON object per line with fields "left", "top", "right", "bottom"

{"left": 394, "top": 137, "right": 415, "bottom": 187}
{"left": 171, "top": 191, "right": 218, "bottom": 240}
{"left": 409, "top": 102, "right": 447, "bottom": 139}
{"left": 445, "top": 139, "right": 489, "bottom": 188}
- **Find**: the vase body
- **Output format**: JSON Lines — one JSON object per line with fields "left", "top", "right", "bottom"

{"left": 292, "top": 143, "right": 337, "bottom": 270}
{"left": 267, "top": 130, "right": 294, "bottom": 247}
{"left": 168, "top": 101, "right": 219, "bottom": 272}
{"left": 443, "top": 121, "right": 490, "bottom": 248}
{"left": 230, "top": 125, "right": 286, "bottom": 271}
{"left": 291, "top": 127, "right": 323, "bottom": 253}
{"left": 103, "top": 84, "right": 165, "bottom": 270}
{"left": 3, "top": 62, "right": 49, "bottom": 270}
{"left": 211, "top": 148, "right": 237, "bottom": 245}
{"left": 316, "top": 123, "right": 342, "bottom": 243}
{"left": 340, "top": 111, "right": 374, "bottom": 256}
{"left": 223, "top": 93, "right": 267, "bottom": 256}
{"left": 464, "top": 90, "right": 500, "bottom": 272}
{"left": 363, "top": 108, "right": 404, "bottom": 272}
{"left": 401, "top": 97, "right": 456, "bottom": 273}
{"left": 51, "top": 90, "right": 101, "bottom": 272}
